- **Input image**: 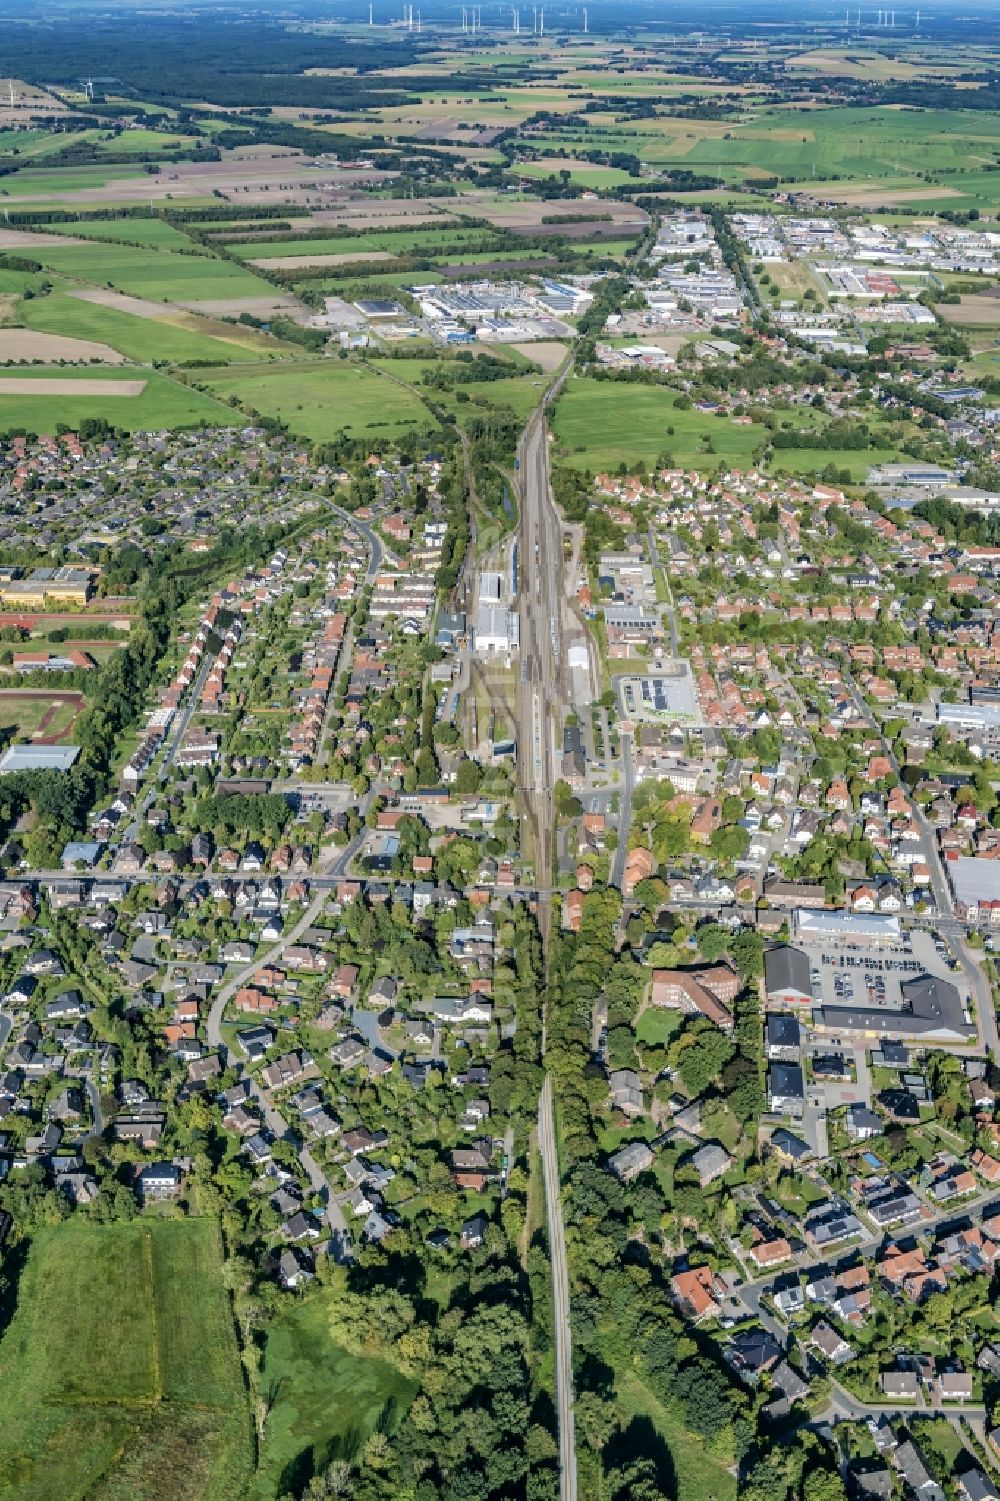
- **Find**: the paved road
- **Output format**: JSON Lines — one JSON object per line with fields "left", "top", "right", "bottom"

{"left": 538, "top": 1074, "right": 576, "bottom": 1501}
{"left": 83, "top": 1075, "right": 104, "bottom": 1138}
{"left": 206, "top": 890, "right": 351, "bottom": 1256}
{"left": 734, "top": 1187, "right": 1000, "bottom": 1324}
{"left": 610, "top": 734, "right": 635, "bottom": 891}
{"left": 317, "top": 506, "right": 382, "bottom": 762}
{"left": 124, "top": 651, "right": 213, "bottom": 844}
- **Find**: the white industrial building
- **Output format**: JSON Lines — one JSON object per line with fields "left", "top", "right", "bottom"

{"left": 474, "top": 603, "right": 519, "bottom": 655}
{"left": 473, "top": 570, "right": 518, "bottom": 655}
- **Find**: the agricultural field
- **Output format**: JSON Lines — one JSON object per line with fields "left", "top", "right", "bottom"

{"left": 937, "top": 295, "right": 1000, "bottom": 327}
{"left": 21, "top": 289, "right": 298, "bottom": 364}
{"left": 26, "top": 239, "right": 274, "bottom": 304}
{"left": 516, "top": 101, "right": 1000, "bottom": 209}
{"left": 0, "top": 365, "right": 231, "bottom": 433}
{"left": 254, "top": 1293, "right": 417, "bottom": 1499}
{"left": 0, "top": 162, "right": 152, "bottom": 199}
{"left": 194, "top": 358, "right": 440, "bottom": 443}
{"left": 0, "top": 1218, "right": 252, "bottom": 1501}
{"left": 552, "top": 376, "right": 764, "bottom": 472}
{"left": 227, "top": 226, "right": 493, "bottom": 262}
{"left": 46, "top": 217, "right": 205, "bottom": 249}
{"left": 513, "top": 159, "right": 640, "bottom": 191}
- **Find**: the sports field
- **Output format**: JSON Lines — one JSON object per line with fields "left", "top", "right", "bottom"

{"left": 195, "top": 358, "right": 440, "bottom": 442}
{"left": 0, "top": 690, "right": 83, "bottom": 742}
{"left": 552, "top": 377, "right": 763, "bottom": 471}
{"left": 0, "top": 366, "right": 231, "bottom": 433}
{"left": 0, "top": 1218, "right": 252, "bottom": 1501}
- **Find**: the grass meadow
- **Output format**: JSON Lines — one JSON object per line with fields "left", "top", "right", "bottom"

{"left": 254, "top": 1292, "right": 417, "bottom": 1499}
{"left": 196, "top": 358, "right": 440, "bottom": 442}
{"left": 0, "top": 366, "right": 231, "bottom": 433}
{"left": 552, "top": 376, "right": 763, "bottom": 471}
{"left": 28, "top": 240, "right": 273, "bottom": 303}
{"left": 22, "top": 290, "right": 297, "bottom": 364}
{"left": 0, "top": 1218, "right": 252, "bottom": 1501}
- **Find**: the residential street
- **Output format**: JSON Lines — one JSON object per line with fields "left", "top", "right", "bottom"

{"left": 206, "top": 891, "right": 352, "bottom": 1256}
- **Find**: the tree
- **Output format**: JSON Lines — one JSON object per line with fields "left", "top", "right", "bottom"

{"left": 673, "top": 1027, "right": 736, "bottom": 1097}
{"left": 575, "top": 1390, "right": 617, "bottom": 1453}
{"left": 453, "top": 758, "right": 482, "bottom": 794}
{"left": 696, "top": 923, "right": 729, "bottom": 962}
{"left": 803, "top": 1469, "right": 848, "bottom": 1501}
{"left": 730, "top": 929, "right": 765, "bottom": 978}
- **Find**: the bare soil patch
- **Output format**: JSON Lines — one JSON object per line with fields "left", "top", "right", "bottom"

{"left": 178, "top": 294, "right": 307, "bottom": 319}
{"left": 441, "top": 257, "right": 555, "bottom": 279}
{"left": 0, "top": 228, "right": 86, "bottom": 248}
{"left": 0, "top": 377, "right": 145, "bottom": 395}
{"left": 512, "top": 340, "right": 566, "bottom": 370}
{"left": 70, "top": 289, "right": 175, "bottom": 319}
{"left": 510, "top": 219, "right": 641, "bottom": 240}
{"left": 938, "top": 295, "right": 1000, "bottom": 327}
{"left": 478, "top": 197, "right": 648, "bottom": 229}
{"left": 818, "top": 184, "right": 964, "bottom": 206}
{"left": 248, "top": 250, "right": 398, "bottom": 270}
{"left": 0, "top": 329, "right": 124, "bottom": 363}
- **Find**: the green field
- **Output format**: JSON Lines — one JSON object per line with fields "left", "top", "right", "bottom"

{"left": 255, "top": 1293, "right": 417, "bottom": 1498}
{"left": 614, "top": 1370, "right": 737, "bottom": 1501}
{"left": 768, "top": 445, "right": 906, "bottom": 481}
{"left": 0, "top": 367, "right": 231, "bottom": 434}
{"left": 0, "top": 1218, "right": 252, "bottom": 1501}
{"left": 0, "top": 129, "right": 106, "bottom": 161}
{"left": 0, "top": 268, "right": 44, "bottom": 295}
{"left": 49, "top": 217, "right": 204, "bottom": 249}
{"left": 635, "top": 1007, "right": 683, "bottom": 1047}
{"left": 552, "top": 376, "right": 763, "bottom": 471}
{"left": 228, "top": 227, "right": 491, "bottom": 260}
{"left": 196, "top": 359, "right": 439, "bottom": 442}
{"left": 0, "top": 163, "right": 147, "bottom": 198}
{"left": 515, "top": 102, "right": 1000, "bottom": 208}
{"left": 369, "top": 355, "right": 548, "bottom": 424}
{"left": 28, "top": 240, "right": 273, "bottom": 303}
{"left": 22, "top": 290, "right": 296, "bottom": 365}
{"left": 514, "top": 160, "right": 640, "bottom": 190}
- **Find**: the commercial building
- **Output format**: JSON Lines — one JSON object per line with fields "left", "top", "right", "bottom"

{"left": 764, "top": 945, "right": 813, "bottom": 1006}
{"left": 813, "top": 971, "right": 973, "bottom": 1043}
{"left": 0, "top": 744, "right": 80, "bottom": 774}
{"left": 948, "top": 854, "right": 1000, "bottom": 919}
{"left": 794, "top": 909, "right": 901, "bottom": 946}
{"left": 938, "top": 700, "right": 1000, "bottom": 750}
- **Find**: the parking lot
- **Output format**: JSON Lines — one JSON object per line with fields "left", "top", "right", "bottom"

{"left": 798, "top": 930, "right": 963, "bottom": 1017}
